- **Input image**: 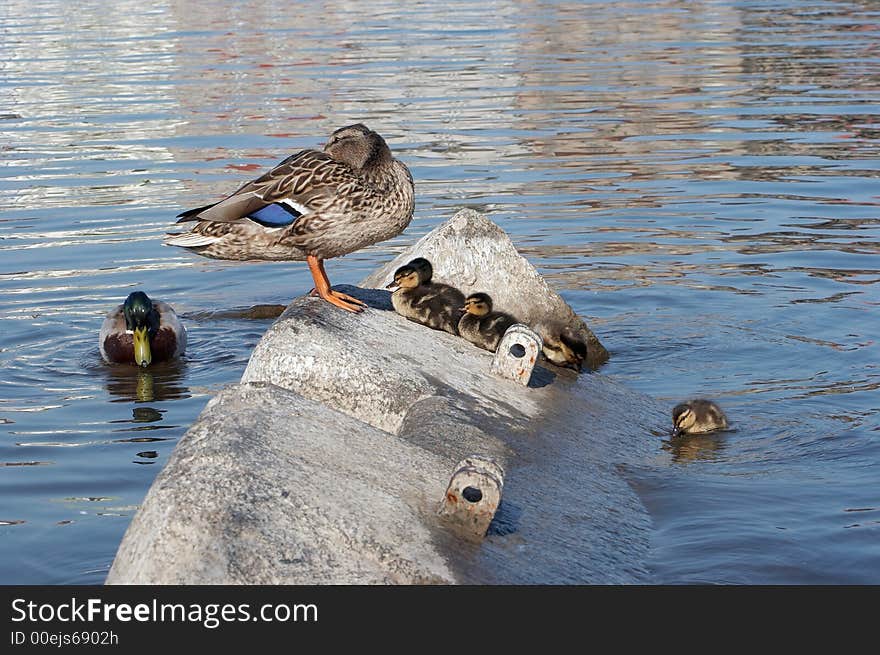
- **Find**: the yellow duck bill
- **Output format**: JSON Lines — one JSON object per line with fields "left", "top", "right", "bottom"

{"left": 132, "top": 326, "right": 152, "bottom": 367}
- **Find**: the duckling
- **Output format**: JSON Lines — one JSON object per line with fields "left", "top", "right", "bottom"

{"left": 534, "top": 321, "right": 588, "bottom": 372}
{"left": 457, "top": 292, "right": 518, "bottom": 352}
{"left": 386, "top": 257, "right": 465, "bottom": 335}
{"left": 671, "top": 399, "right": 728, "bottom": 436}
{"left": 99, "top": 291, "right": 187, "bottom": 367}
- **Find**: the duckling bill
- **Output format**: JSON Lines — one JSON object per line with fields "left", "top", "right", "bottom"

{"left": 386, "top": 257, "right": 465, "bottom": 335}
{"left": 457, "top": 292, "right": 518, "bottom": 352}
{"left": 671, "top": 399, "right": 728, "bottom": 436}
{"left": 99, "top": 292, "right": 186, "bottom": 367}
{"left": 165, "top": 124, "right": 415, "bottom": 313}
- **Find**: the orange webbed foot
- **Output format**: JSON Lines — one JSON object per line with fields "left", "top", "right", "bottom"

{"left": 320, "top": 291, "right": 365, "bottom": 313}
{"left": 329, "top": 289, "right": 367, "bottom": 307}
{"left": 306, "top": 255, "right": 366, "bottom": 313}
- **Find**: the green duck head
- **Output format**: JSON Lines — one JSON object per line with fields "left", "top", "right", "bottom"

{"left": 122, "top": 291, "right": 159, "bottom": 367}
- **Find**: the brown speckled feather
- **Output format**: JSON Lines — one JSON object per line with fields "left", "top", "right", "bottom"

{"left": 166, "top": 127, "right": 415, "bottom": 262}
{"left": 392, "top": 283, "right": 465, "bottom": 335}
{"left": 458, "top": 311, "right": 518, "bottom": 352}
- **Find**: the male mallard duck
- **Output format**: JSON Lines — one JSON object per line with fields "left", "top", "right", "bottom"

{"left": 534, "top": 321, "right": 588, "bottom": 372}
{"left": 164, "top": 124, "right": 415, "bottom": 313}
{"left": 386, "top": 257, "right": 465, "bottom": 335}
{"left": 99, "top": 291, "right": 187, "bottom": 367}
{"left": 458, "top": 292, "right": 518, "bottom": 352}
{"left": 671, "top": 399, "right": 728, "bottom": 436}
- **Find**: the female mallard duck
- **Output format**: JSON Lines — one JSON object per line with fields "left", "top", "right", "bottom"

{"left": 164, "top": 124, "right": 415, "bottom": 313}
{"left": 534, "top": 321, "right": 588, "bottom": 372}
{"left": 671, "top": 399, "right": 728, "bottom": 436}
{"left": 386, "top": 257, "right": 465, "bottom": 335}
{"left": 99, "top": 291, "right": 187, "bottom": 367}
{"left": 458, "top": 292, "right": 518, "bottom": 352}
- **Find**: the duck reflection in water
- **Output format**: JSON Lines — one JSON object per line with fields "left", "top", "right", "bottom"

{"left": 103, "top": 361, "right": 190, "bottom": 403}
{"left": 663, "top": 432, "right": 727, "bottom": 463}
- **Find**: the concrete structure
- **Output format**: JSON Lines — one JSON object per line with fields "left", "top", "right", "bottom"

{"left": 439, "top": 456, "right": 505, "bottom": 539}
{"left": 361, "top": 209, "right": 609, "bottom": 370}
{"left": 490, "top": 323, "right": 543, "bottom": 385}
{"left": 107, "top": 210, "right": 665, "bottom": 584}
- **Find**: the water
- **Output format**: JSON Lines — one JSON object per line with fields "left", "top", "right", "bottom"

{"left": 1, "top": 0, "right": 878, "bottom": 584}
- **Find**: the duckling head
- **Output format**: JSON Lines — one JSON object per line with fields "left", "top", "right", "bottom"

{"left": 385, "top": 264, "right": 422, "bottom": 291}
{"left": 542, "top": 329, "right": 587, "bottom": 371}
{"left": 122, "top": 291, "right": 159, "bottom": 367}
{"left": 671, "top": 403, "right": 697, "bottom": 437}
{"left": 671, "top": 399, "right": 726, "bottom": 436}
{"left": 407, "top": 257, "right": 434, "bottom": 284}
{"left": 324, "top": 123, "right": 390, "bottom": 171}
{"left": 462, "top": 292, "right": 493, "bottom": 317}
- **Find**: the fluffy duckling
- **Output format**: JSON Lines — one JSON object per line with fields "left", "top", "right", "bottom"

{"left": 671, "top": 399, "right": 728, "bottom": 436}
{"left": 99, "top": 291, "right": 187, "bottom": 367}
{"left": 458, "top": 292, "right": 518, "bottom": 352}
{"left": 386, "top": 257, "right": 465, "bottom": 335}
{"left": 534, "top": 322, "right": 588, "bottom": 371}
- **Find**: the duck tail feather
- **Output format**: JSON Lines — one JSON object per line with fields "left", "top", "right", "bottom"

{"left": 163, "top": 232, "right": 220, "bottom": 248}
{"left": 176, "top": 203, "right": 219, "bottom": 222}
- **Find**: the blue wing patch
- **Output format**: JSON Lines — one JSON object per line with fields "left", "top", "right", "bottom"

{"left": 247, "top": 203, "right": 301, "bottom": 228}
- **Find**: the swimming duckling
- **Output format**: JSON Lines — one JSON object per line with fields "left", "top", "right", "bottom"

{"left": 671, "top": 399, "right": 728, "bottom": 436}
{"left": 457, "top": 292, "right": 518, "bottom": 352}
{"left": 99, "top": 291, "right": 187, "bottom": 367}
{"left": 534, "top": 322, "right": 588, "bottom": 372}
{"left": 386, "top": 257, "right": 465, "bottom": 335}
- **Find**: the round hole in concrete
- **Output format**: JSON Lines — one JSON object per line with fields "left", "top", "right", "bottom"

{"left": 509, "top": 343, "right": 526, "bottom": 358}
{"left": 462, "top": 486, "right": 483, "bottom": 503}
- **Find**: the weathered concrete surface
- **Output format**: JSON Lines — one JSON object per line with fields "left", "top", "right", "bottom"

{"left": 239, "top": 287, "right": 544, "bottom": 438}
{"left": 361, "top": 209, "right": 609, "bottom": 369}
{"left": 439, "top": 456, "right": 505, "bottom": 539}
{"left": 107, "top": 383, "right": 456, "bottom": 584}
{"left": 108, "top": 210, "right": 668, "bottom": 585}
{"left": 490, "top": 323, "right": 542, "bottom": 385}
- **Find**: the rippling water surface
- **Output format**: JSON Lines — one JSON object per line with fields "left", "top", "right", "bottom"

{"left": 1, "top": 0, "right": 878, "bottom": 584}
